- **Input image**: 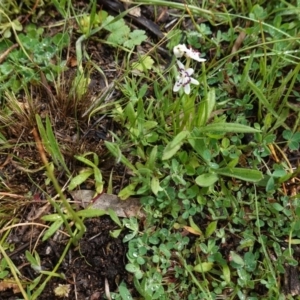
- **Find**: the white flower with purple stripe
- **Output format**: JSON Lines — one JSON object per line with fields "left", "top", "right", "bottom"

{"left": 173, "top": 60, "right": 199, "bottom": 94}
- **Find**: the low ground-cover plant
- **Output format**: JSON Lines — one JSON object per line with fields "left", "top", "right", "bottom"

{"left": 103, "top": 1, "right": 300, "bottom": 299}
{"left": 0, "top": 23, "right": 69, "bottom": 99}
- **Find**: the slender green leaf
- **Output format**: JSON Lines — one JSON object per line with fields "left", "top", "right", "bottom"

{"left": 162, "top": 131, "right": 189, "bottom": 160}
{"left": 118, "top": 182, "right": 138, "bottom": 200}
{"left": 189, "top": 216, "right": 203, "bottom": 235}
{"left": 41, "top": 214, "right": 63, "bottom": 222}
{"left": 146, "top": 146, "right": 157, "bottom": 170}
{"left": 42, "top": 219, "right": 64, "bottom": 241}
{"left": 77, "top": 208, "right": 107, "bottom": 218}
{"left": 35, "top": 114, "right": 70, "bottom": 175}
{"left": 222, "top": 264, "right": 231, "bottom": 284}
{"left": 31, "top": 281, "right": 46, "bottom": 300}
{"left": 199, "top": 123, "right": 260, "bottom": 133}
{"left": 151, "top": 176, "right": 163, "bottom": 195}
{"left": 196, "top": 89, "right": 215, "bottom": 126}
{"left": 110, "top": 228, "right": 122, "bottom": 238}
{"left": 68, "top": 169, "right": 94, "bottom": 191}
{"left": 205, "top": 221, "right": 218, "bottom": 238}
{"left": 119, "top": 283, "right": 133, "bottom": 300}
{"left": 215, "top": 167, "right": 263, "bottom": 182}
{"left": 25, "top": 251, "right": 41, "bottom": 272}
{"left": 105, "top": 141, "right": 137, "bottom": 172}
{"left": 230, "top": 251, "right": 244, "bottom": 267}
{"left": 45, "top": 116, "right": 70, "bottom": 175}
{"left": 108, "top": 208, "right": 122, "bottom": 227}
{"left": 93, "top": 167, "right": 103, "bottom": 183}
{"left": 74, "top": 155, "right": 97, "bottom": 168}
{"left": 248, "top": 78, "right": 279, "bottom": 118}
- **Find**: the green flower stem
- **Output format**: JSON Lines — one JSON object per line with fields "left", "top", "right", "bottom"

{"left": 45, "top": 164, "right": 85, "bottom": 246}
{"left": 31, "top": 238, "right": 73, "bottom": 300}
{"left": 0, "top": 245, "right": 28, "bottom": 300}
{"left": 178, "top": 252, "right": 213, "bottom": 300}
{"left": 133, "top": 0, "right": 213, "bottom": 17}
{"left": 32, "top": 128, "right": 85, "bottom": 246}
{"left": 185, "top": 57, "right": 191, "bottom": 69}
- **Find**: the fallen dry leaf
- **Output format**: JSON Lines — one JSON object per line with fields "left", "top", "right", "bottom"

{"left": 71, "top": 190, "right": 145, "bottom": 218}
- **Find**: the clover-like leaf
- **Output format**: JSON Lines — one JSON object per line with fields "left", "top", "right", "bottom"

{"left": 124, "top": 30, "right": 147, "bottom": 48}
{"left": 283, "top": 130, "right": 300, "bottom": 151}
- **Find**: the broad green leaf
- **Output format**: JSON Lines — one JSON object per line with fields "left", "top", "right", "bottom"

{"left": 194, "top": 262, "right": 213, "bottom": 273}
{"left": 205, "top": 221, "right": 218, "bottom": 238}
{"left": 195, "top": 173, "right": 219, "bottom": 187}
{"left": 199, "top": 123, "right": 260, "bottom": 133}
{"left": 215, "top": 167, "right": 263, "bottom": 182}
{"left": 162, "top": 131, "right": 189, "bottom": 160}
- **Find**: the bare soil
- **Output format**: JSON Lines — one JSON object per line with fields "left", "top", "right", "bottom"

{"left": 2, "top": 214, "right": 135, "bottom": 300}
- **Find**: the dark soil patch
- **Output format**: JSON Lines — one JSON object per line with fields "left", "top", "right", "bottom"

{"left": 2, "top": 216, "right": 135, "bottom": 299}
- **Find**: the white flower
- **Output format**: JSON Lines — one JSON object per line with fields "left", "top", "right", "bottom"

{"left": 173, "top": 44, "right": 206, "bottom": 62}
{"left": 173, "top": 60, "right": 199, "bottom": 94}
